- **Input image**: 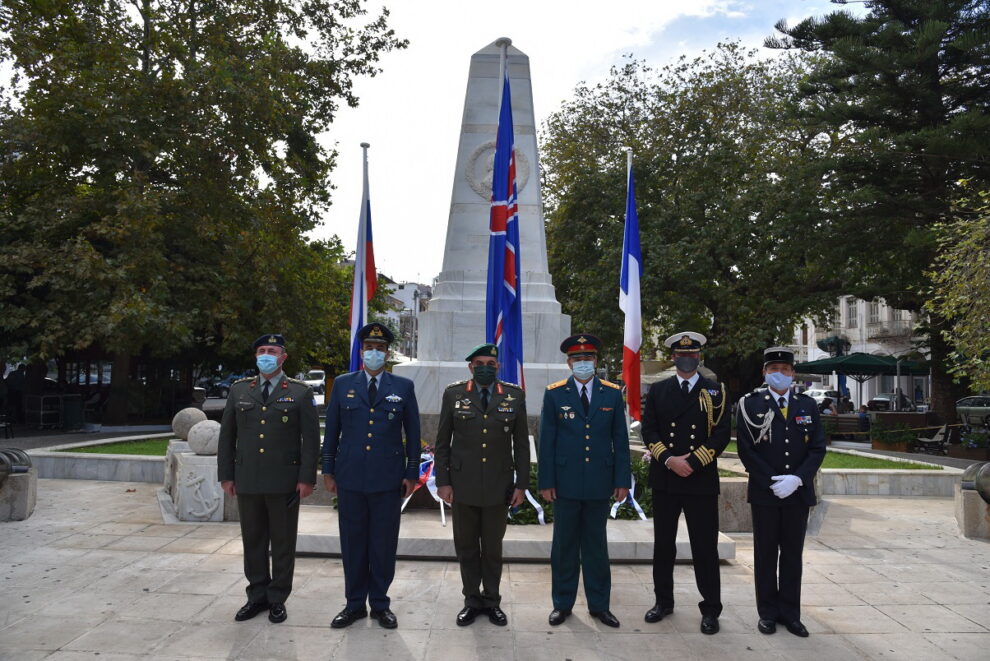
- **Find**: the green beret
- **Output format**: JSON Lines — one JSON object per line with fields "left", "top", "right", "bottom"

{"left": 465, "top": 343, "right": 498, "bottom": 361}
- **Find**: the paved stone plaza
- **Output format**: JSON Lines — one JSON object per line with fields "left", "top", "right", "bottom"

{"left": 1, "top": 479, "right": 988, "bottom": 660}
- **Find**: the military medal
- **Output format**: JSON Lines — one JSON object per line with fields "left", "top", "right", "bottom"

{"left": 282, "top": 415, "right": 288, "bottom": 423}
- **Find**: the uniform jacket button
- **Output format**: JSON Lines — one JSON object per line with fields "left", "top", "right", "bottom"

{"left": 585, "top": 457, "right": 590, "bottom": 462}
{"left": 262, "top": 406, "right": 267, "bottom": 412}
{"left": 259, "top": 433, "right": 265, "bottom": 439}
{"left": 366, "top": 445, "right": 371, "bottom": 451}
{"left": 259, "top": 448, "right": 265, "bottom": 453}
{"left": 370, "top": 408, "right": 375, "bottom": 412}
{"left": 261, "top": 420, "right": 266, "bottom": 425}
{"left": 368, "top": 433, "right": 373, "bottom": 438}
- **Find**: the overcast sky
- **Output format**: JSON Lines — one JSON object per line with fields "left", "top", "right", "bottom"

{"left": 311, "top": 0, "right": 853, "bottom": 284}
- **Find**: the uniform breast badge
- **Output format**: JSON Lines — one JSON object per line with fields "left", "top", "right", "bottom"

{"left": 385, "top": 394, "right": 403, "bottom": 403}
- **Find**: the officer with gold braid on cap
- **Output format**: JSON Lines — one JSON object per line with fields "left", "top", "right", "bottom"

{"left": 641, "top": 331, "right": 729, "bottom": 635}
{"left": 736, "top": 346, "right": 825, "bottom": 638}
{"left": 435, "top": 342, "right": 529, "bottom": 627}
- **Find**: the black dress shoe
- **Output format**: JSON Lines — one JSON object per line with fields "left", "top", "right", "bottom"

{"left": 644, "top": 603, "right": 674, "bottom": 623}
{"left": 488, "top": 606, "right": 508, "bottom": 626}
{"left": 234, "top": 601, "right": 269, "bottom": 622}
{"left": 590, "top": 610, "right": 620, "bottom": 628}
{"left": 779, "top": 619, "right": 809, "bottom": 637}
{"left": 700, "top": 614, "right": 719, "bottom": 635}
{"left": 457, "top": 606, "right": 481, "bottom": 626}
{"left": 370, "top": 608, "right": 398, "bottom": 629}
{"left": 548, "top": 608, "right": 571, "bottom": 626}
{"left": 268, "top": 602, "right": 287, "bottom": 623}
{"left": 331, "top": 607, "right": 368, "bottom": 628}
{"left": 758, "top": 619, "right": 776, "bottom": 634}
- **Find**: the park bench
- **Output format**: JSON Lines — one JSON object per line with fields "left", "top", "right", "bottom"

{"left": 914, "top": 425, "right": 949, "bottom": 456}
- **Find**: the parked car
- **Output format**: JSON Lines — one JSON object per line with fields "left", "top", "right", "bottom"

{"left": 803, "top": 388, "right": 841, "bottom": 405}
{"left": 956, "top": 395, "right": 990, "bottom": 428}
{"left": 867, "top": 392, "right": 917, "bottom": 412}
{"left": 297, "top": 369, "right": 326, "bottom": 394}
{"left": 206, "top": 371, "right": 256, "bottom": 399}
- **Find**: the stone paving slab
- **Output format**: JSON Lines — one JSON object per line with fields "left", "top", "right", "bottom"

{"left": 0, "top": 479, "right": 988, "bottom": 660}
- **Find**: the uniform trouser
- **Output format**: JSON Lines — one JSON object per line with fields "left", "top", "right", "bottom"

{"left": 550, "top": 497, "right": 611, "bottom": 613}
{"left": 452, "top": 500, "right": 509, "bottom": 608}
{"left": 751, "top": 503, "right": 809, "bottom": 623}
{"left": 652, "top": 492, "right": 722, "bottom": 617}
{"left": 337, "top": 486, "right": 401, "bottom": 611}
{"left": 237, "top": 492, "right": 300, "bottom": 604}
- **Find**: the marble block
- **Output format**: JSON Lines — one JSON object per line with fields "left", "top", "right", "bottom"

{"left": 0, "top": 468, "right": 37, "bottom": 521}
{"left": 164, "top": 440, "right": 192, "bottom": 496}
{"left": 172, "top": 407, "right": 207, "bottom": 441}
{"left": 187, "top": 420, "right": 221, "bottom": 455}
{"left": 173, "top": 453, "right": 223, "bottom": 522}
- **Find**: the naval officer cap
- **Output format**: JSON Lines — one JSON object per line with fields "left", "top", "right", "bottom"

{"left": 560, "top": 334, "right": 602, "bottom": 356}
{"left": 253, "top": 334, "right": 286, "bottom": 350}
{"left": 358, "top": 322, "right": 394, "bottom": 345}
{"left": 664, "top": 331, "right": 707, "bottom": 353}
{"left": 465, "top": 343, "right": 498, "bottom": 361}
{"left": 763, "top": 346, "right": 795, "bottom": 366}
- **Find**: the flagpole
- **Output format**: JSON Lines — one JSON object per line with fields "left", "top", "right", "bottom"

{"left": 495, "top": 37, "right": 511, "bottom": 105}
{"left": 625, "top": 145, "right": 633, "bottom": 177}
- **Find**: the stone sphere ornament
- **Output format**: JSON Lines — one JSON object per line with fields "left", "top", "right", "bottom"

{"left": 187, "top": 420, "right": 221, "bottom": 455}
{"left": 961, "top": 461, "right": 985, "bottom": 490}
{"left": 172, "top": 407, "right": 207, "bottom": 441}
{"left": 976, "top": 462, "right": 990, "bottom": 505}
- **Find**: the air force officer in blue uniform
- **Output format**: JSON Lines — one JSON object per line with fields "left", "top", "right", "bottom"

{"left": 322, "top": 322, "right": 421, "bottom": 630}
{"left": 538, "top": 334, "right": 631, "bottom": 628}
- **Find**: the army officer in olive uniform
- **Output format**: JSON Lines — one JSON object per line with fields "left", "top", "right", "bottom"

{"left": 538, "top": 334, "right": 631, "bottom": 628}
{"left": 737, "top": 347, "right": 826, "bottom": 638}
{"left": 435, "top": 343, "right": 530, "bottom": 627}
{"left": 219, "top": 334, "right": 320, "bottom": 625}
{"left": 642, "top": 331, "right": 729, "bottom": 635}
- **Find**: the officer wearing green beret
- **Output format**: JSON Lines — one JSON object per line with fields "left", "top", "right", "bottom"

{"left": 218, "top": 334, "right": 320, "bottom": 625}
{"left": 435, "top": 343, "right": 530, "bottom": 627}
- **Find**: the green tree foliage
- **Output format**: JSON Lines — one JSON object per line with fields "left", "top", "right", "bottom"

{"left": 926, "top": 185, "right": 990, "bottom": 391}
{"left": 0, "top": 1, "right": 405, "bottom": 419}
{"left": 766, "top": 0, "right": 990, "bottom": 416}
{"left": 542, "top": 44, "right": 843, "bottom": 393}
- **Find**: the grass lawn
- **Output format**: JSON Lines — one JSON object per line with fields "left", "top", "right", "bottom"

{"left": 61, "top": 438, "right": 172, "bottom": 455}
{"left": 724, "top": 441, "right": 940, "bottom": 470}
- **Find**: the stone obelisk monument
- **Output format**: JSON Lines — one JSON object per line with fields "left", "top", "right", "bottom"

{"left": 393, "top": 38, "right": 571, "bottom": 419}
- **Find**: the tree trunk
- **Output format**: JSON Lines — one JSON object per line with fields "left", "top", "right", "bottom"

{"left": 104, "top": 352, "right": 132, "bottom": 425}
{"left": 928, "top": 311, "right": 967, "bottom": 424}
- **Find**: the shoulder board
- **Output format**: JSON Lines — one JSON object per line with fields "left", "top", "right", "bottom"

{"left": 793, "top": 392, "right": 813, "bottom": 401}
{"left": 498, "top": 379, "right": 521, "bottom": 390}
{"left": 233, "top": 376, "right": 253, "bottom": 384}
{"left": 600, "top": 379, "right": 622, "bottom": 390}
{"left": 547, "top": 379, "right": 568, "bottom": 390}
{"left": 445, "top": 379, "right": 469, "bottom": 389}
{"left": 286, "top": 377, "right": 307, "bottom": 385}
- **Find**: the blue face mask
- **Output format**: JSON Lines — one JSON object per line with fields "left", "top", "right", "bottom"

{"left": 363, "top": 349, "right": 386, "bottom": 371}
{"left": 256, "top": 354, "right": 279, "bottom": 374}
{"left": 765, "top": 371, "right": 793, "bottom": 391}
{"left": 571, "top": 360, "right": 596, "bottom": 381}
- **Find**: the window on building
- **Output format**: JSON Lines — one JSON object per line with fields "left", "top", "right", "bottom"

{"left": 801, "top": 324, "right": 808, "bottom": 345}
{"left": 846, "top": 298, "right": 858, "bottom": 329}
{"left": 869, "top": 300, "right": 880, "bottom": 324}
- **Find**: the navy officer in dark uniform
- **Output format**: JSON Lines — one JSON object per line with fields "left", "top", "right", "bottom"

{"left": 322, "top": 322, "right": 421, "bottom": 629}
{"left": 641, "top": 331, "right": 729, "bottom": 634}
{"left": 736, "top": 346, "right": 826, "bottom": 637}
{"left": 538, "top": 334, "right": 631, "bottom": 628}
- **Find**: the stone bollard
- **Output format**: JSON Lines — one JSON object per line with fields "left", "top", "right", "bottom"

{"left": 1, "top": 447, "right": 37, "bottom": 521}
{"left": 955, "top": 462, "right": 990, "bottom": 539}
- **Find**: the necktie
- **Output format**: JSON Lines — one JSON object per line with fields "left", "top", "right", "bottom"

{"left": 481, "top": 388, "right": 489, "bottom": 411}
{"left": 581, "top": 385, "right": 590, "bottom": 415}
{"left": 681, "top": 380, "right": 690, "bottom": 397}
{"left": 368, "top": 376, "right": 377, "bottom": 403}
{"left": 778, "top": 396, "right": 788, "bottom": 418}
{"left": 262, "top": 381, "right": 271, "bottom": 402}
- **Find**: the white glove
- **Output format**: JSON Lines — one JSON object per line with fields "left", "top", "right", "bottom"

{"left": 770, "top": 474, "right": 802, "bottom": 499}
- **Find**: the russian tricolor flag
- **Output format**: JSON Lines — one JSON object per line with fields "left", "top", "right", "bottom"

{"left": 620, "top": 153, "right": 642, "bottom": 421}
{"left": 349, "top": 143, "right": 377, "bottom": 372}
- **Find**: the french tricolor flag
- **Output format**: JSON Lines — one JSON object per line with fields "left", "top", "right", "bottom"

{"left": 620, "top": 151, "right": 642, "bottom": 421}
{"left": 349, "top": 143, "right": 377, "bottom": 372}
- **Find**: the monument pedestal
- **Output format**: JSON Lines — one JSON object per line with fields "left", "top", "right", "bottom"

{"left": 172, "top": 453, "right": 223, "bottom": 523}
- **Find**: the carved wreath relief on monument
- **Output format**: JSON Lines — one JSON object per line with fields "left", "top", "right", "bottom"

{"left": 465, "top": 140, "right": 530, "bottom": 200}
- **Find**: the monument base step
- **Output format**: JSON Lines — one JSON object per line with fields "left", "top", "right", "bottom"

{"left": 295, "top": 505, "right": 735, "bottom": 562}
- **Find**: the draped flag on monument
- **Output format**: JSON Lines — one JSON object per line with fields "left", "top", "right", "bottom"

{"left": 349, "top": 145, "right": 377, "bottom": 372}
{"left": 619, "top": 156, "right": 642, "bottom": 421}
{"left": 486, "top": 64, "right": 525, "bottom": 387}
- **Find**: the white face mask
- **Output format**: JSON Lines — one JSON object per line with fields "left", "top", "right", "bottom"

{"left": 363, "top": 349, "right": 386, "bottom": 371}
{"left": 765, "top": 371, "right": 794, "bottom": 391}
{"left": 571, "top": 360, "right": 595, "bottom": 380}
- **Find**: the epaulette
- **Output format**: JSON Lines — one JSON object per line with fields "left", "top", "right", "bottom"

{"left": 547, "top": 379, "right": 568, "bottom": 390}
{"left": 286, "top": 377, "right": 307, "bottom": 385}
{"left": 498, "top": 379, "right": 521, "bottom": 390}
{"left": 234, "top": 376, "right": 253, "bottom": 384}
{"left": 600, "top": 379, "right": 622, "bottom": 390}
{"left": 445, "top": 379, "right": 469, "bottom": 389}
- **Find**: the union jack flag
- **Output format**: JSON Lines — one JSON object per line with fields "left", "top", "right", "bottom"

{"left": 485, "top": 64, "right": 524, "bottom": 387}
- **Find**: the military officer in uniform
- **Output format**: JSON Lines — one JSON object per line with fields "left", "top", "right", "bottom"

{"left": 736, "top": 347, "right": 826, "bottom": 637}
{"left": 218, "top": 334, "right": 320, "bottom": 624}
{"left": 538, "top": 334, "right": 631, "bottom": 628}
{"left": 435, "top": 343, "right": 530, "bottom": 627}
{"left": 642, "top": 331, "right": 729, "bottom": 635}
{"left": 322, "top": 322, "right": 421, "bottom": 630}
